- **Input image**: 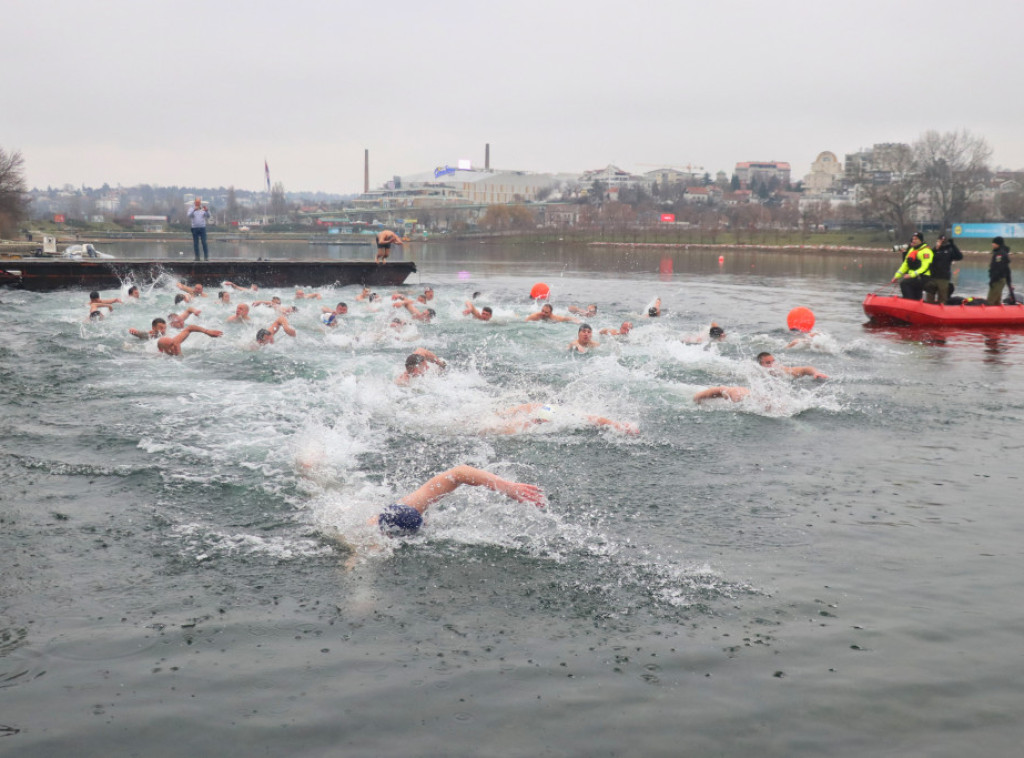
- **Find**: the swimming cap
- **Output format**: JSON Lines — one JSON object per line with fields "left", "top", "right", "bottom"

{"left": 535, "top": 404, "right": 558, "bottom": 422}
{"left": 378, "top": 504, "right": 423, "bottom": 536}
{"left": 321, "top": 313, "right": 336, "bottom": 326}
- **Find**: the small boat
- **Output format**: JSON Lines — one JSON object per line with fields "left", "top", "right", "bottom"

{"left": 61, "top": 244, "right": 115, "bottom": 260}
{"left": 863, "top": 293, "right": 1024, "bottom": 327}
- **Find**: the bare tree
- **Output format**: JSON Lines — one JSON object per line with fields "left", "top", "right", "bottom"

{"left": 859, "top": 147, "right": 923, "bottom": 239}
{"left": 269, "top": 181, "right": 288, "bottom": 220}
{"left": 226, "top": 186, "right": 240, "bottom": 223}
{"left": 914, "top": 129, "right": 992, "bottom": 232}
{"left": 0, "top": 147, "right": 30, "bottom": 238}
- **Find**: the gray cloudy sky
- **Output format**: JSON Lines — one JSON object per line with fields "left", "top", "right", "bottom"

{"left": 4, "top": 0, "right": 1022, "bottom": 193}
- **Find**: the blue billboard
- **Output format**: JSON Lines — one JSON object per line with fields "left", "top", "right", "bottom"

{"left": 951, "top": 223, "right": 1024, "bottom": 238}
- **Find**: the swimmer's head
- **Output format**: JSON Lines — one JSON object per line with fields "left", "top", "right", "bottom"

{"left": 218, "top": 291, "right": 229, "bottom": 302}
{"left": 89, "top": 291, "right": 100, "bottom": 301}
{"left": 127, "top": 285, "right": 140, "bottom": 298}
{"left": 648, "top": 307, "right": 659, "bottom": 317}
{"left": 709, "top": 325, "right": 725, "bottom": 340}
{"left": 174, "top": 293, "right": 187, "bottom": 305}
{"left": 756, "top": 352, "right": 775, "bottom": 367}
{"left": 334, "top": 302, "right": 348, "bottom": 314}
{"left": 481, "top": 306, "right": 493, "bottom": 320}
{"left": 540, "top": 304, "right": 553, "bottom": 316}
{"left": 89, "top": 310, "right": 103, "bottom": 320}
{"left": 424, "top": 308, "right": 436, "bottom": 321}
{"left": 620, "top": 321, "right": 632, "bottom": 334}
{"left": 405, "top": 353, "right": 427, "bottom": 373}
{"left": 256, "top": 328, "right": 272, "bottom": 345}
{"left": 378, "top": 504, "right": 423, "bottom": 537}
{"left": 152, "top": 317, "right": 167, "bottom": 332}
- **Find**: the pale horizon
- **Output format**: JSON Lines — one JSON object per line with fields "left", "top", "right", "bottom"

{"left": 4, "top": 1, "right": 1022, "bottom": 194}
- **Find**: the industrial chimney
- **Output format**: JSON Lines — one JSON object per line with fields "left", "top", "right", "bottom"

{"left": 485, "top": 143, "right": 490, "bottom": 171}
{"left": 364, "top": 149, "right": 369, "bottom": 194}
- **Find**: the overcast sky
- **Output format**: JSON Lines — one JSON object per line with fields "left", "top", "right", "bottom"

{"left": 4, "top": 0, "right": 1022, "bottom": 194}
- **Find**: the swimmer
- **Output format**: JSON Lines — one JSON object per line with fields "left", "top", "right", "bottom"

{"left": 693, "top": 386, "right": 750, "bottom": 404}
{"left": 255, "top": 315, "right": 296, "bottom": 346}
{"left": 227, "top": 303, "right": 251, "bottom": 324}
{"left": 682, "top": 322, "right": 726, "bottom": 344}
{"left": 355, "top": 287, "right": 373, "bottom": 302}
{"left": 600, "top": 321, "right": 633, "bottom": 337}
{"left": 296, "top": 288, "right": 322, "bottom": 300}
{"left": 525, "top": 303, "right": 580, "bottom": 323}
{"left": 217, "top": 291, "right": 231, "bottom": 304}
{"left": 393, "top": 297, "right": 436, "bottom": 322}
{"left": 156, "top": 325, "right": 222, "bottom": 356}
{"left": 177, "top": 282, "right": 206, "bottom": 298}
{"left": 463, "top": 301, "right": 493, "bottom": 321}
{"left": 223, "top": 281, "right": 258, "bottom": 292}
{"left": 644, "top": 298, "right": 662, "bottom": 318}
{"left": 370, "top": 465, "right": 545, "bottom": 537}
{"left": 785, "top": 330, "right": 821, "bottom": 349}
{"left": 756, "top": 352, "right": 828, "bottom": 379}
{"left": 167, "top": 306, "right": 201, "bottom": 329}
{"left": 321, "top": 302, "right": 348, "bottom": 319}
{"left": 89, "top": 291, "right": 122, "bottom": 310}
{"left": 422, "top": 287, "right": 434, "bottom": 302}
{"left": 127, "top": 285, "right": 141, "bottom": 300}
{"left": 174, "top": 293, "right": 191, "bottom": 306}
{"left": 568, "top": 323, "right": 600, "bottom": 353}
{"left": 395, "top": 348, "right": 447, "bottom": 385}
{"left": 129, "top": 317, "right": 167, "bottom": 340}
{"left": 568, "top": 303, "right": 598, "bottom": 317}
{"left": 491, "top": 402, "right": 638, "bottom": 435}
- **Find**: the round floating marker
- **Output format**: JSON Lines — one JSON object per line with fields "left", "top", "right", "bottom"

{"left": 718, "top": 255, "right": 724, "bottom": 264}
{"left": 787, "top": 306, "right": 815, "bottom": 332}
{"left": 530, "top": 282, "right": 550, "bottom": 300}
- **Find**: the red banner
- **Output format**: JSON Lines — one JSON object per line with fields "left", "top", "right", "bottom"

{"left": 660, "top": 213, "right": 675, "bottom": 223}
{"left": 54, "top": 214, "right": 66, "bottom": 223}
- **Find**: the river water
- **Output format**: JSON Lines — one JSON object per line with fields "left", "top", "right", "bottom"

{"left": 2, "top": 240, "right": 1022, "bottom": 757}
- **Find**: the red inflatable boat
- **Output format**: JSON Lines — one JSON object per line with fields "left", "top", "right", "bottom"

{"left": 863, "top": 294, "right": 1024, "bottom": 327}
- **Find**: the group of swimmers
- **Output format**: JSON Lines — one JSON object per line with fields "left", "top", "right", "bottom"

{"left": 87, "top": 278, "right": 830, "bottom": 539}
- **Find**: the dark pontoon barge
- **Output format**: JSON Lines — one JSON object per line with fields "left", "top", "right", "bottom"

{"left": 0, "top": 258, "right": 417, "bottom": 292}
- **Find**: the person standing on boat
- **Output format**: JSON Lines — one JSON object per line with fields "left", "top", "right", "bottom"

{"left": 188, "top": 198, "right": 211, "bottom": 261}
{"left": 924, "top": 234, "right": 963, "bottom": 304}
{"left": 375, "top": 229, "right": 403, "bottom": 264}
{"left": 987, "top": 236, "right": 1012, "bottom": 305}
{"left": 891, "top": 232, "right": 933, "bottom": 300}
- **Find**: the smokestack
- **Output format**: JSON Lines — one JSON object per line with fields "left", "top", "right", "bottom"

{"left": 485, "top": 143, "right": 490, "bottom": 170}
{"left": 364, "top": 150, "right": 369, "bottom": 194}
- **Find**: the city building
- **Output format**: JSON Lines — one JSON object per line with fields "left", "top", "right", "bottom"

{"left": 734, "top": 161, "right": 791, "bottom": 189}
{"left": 803, "top": 151, "right": 843, "bottom": 194}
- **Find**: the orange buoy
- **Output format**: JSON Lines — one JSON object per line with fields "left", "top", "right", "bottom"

{"left": 787, "top": 306, "right": 815, "bottom": 332}
{"left": 718, "top": 255, "right": 724, "bottom": 264}
{"left": 530, "top": 282, "right": 550, "bottom": 300}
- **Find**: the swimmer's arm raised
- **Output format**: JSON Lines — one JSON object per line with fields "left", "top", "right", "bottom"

{"left": 398, "top": 465, "right": 545, "bottom": 513}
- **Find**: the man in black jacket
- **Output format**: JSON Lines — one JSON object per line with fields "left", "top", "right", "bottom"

{"left": 987, "top": 236, "right": 1012, "bottom": 305}
{"left": 924, "top": 234, "right": 964, "bottom": 304}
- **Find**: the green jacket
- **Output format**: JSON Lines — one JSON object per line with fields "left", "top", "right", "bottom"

{"left": 895, "top": 244, "right": 934, "bottom": 279}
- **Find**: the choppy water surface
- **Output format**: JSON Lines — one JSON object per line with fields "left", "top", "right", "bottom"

{"left": 2, "top": 241, "right": 1023, "bottom": 757}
